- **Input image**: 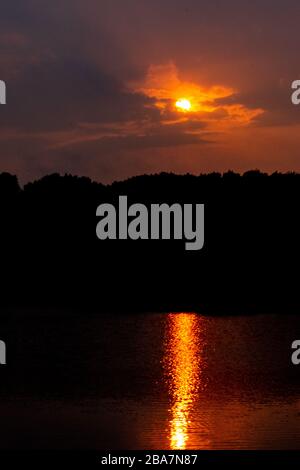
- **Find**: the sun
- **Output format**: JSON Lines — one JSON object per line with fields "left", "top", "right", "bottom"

{"left": 175, "top": 98, "right": 192, "bottom": 112}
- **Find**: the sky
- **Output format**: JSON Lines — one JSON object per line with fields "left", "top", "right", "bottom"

{"left": 0, "top": 0, "right": 300, "bottom": 183}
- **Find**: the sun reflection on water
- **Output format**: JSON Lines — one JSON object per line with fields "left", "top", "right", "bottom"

{"left": 163, "top": 313, "right": 207, "bottom": 449}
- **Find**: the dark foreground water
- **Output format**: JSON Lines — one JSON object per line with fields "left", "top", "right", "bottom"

{"left": 0, "top": 312, "right": 300, "bottom": 449}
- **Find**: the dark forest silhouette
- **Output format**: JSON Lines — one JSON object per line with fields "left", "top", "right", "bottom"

{"left": 1, "top": 170, "right": 299, "bottom": 314}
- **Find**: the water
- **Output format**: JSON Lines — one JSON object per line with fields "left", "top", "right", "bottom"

{"left": 0, "top": 312, "right": 300, "bottom": 449}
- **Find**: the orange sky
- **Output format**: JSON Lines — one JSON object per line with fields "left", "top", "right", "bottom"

{"left": 0, "top": 0, "right": 300, "bottom": 182}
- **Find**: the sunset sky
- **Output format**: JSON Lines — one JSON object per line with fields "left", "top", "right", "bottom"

{"left": 0, "top": 0, "right": 300, "bottom": 183}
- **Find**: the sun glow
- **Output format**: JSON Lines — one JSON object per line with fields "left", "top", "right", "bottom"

{"left": 130, "top": 62, "right": 264, "bottom": 125}
{"left": 175, "top": 98, "right": 192, "bottom": 112}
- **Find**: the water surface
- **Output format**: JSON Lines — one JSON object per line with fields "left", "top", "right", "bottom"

{"left": 0, "top": 312, "right": 299, "bottom": 449}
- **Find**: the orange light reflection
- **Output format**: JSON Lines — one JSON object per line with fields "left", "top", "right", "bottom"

{"left": 163, "top": 313, "right": 207, "bottom": 450}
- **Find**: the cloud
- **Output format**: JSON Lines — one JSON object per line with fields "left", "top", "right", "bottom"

{"left": 0, "top": 57, "right": 160, "bottom": 131}
{"left": 129, "top": 62, "right": 264, "bottom": 128}
{"left": 218, "top": 82, "right": 300, "bottom": 127}
{"left": 0, "top": 0, "right": 300, "bottom": 182}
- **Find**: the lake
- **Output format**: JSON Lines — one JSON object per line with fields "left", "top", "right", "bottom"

{"left": 0, "top": 312, "right": 299, "bottom": 449}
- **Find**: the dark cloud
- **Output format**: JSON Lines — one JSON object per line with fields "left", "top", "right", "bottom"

{"left": 217, "top": 81, "right": 300, "bottom": 127}
{"left": 0, "top": 57, "right": 159, "bottom": 132}
{"left": 70, "top": 127, "right": 210, "bottom": 152}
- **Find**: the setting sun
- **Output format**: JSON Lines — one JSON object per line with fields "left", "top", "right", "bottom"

{"left": 175, "top": 98, "right": 192, "bottom": 112}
